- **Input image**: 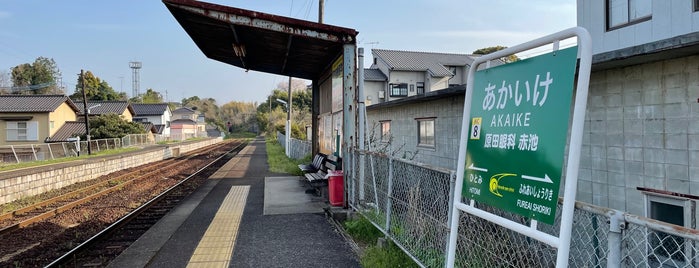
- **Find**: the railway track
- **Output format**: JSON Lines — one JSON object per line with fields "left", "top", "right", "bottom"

{"left": 0, "top": 140, "right": 231, "bottom": 236}
{"left": 0, "top": 139, "right": 246, "bottom": 267}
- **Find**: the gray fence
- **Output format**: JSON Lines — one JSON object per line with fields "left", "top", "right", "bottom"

{"left": 276, "top": 131, "right": 311, "bottom": 160}
{"left": 347, "top": 149, "right": 699, "bottom": 267}
{"left": 0, "top": 134, "right": 157, "bottom": 165}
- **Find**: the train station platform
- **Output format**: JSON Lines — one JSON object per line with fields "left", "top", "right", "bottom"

{"left": 107, "top": 137, "right": 360, "bottom": 268}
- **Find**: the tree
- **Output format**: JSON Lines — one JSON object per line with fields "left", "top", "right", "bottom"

{"left": 220, "top": 101, "right": 258, "bottom": 132}
{"left": 71, "top": 71, "right": 126, "bottom": 101}
{"left": 473, "top": 46, "right": 520, "bottom": 63}
{"left": 181, "top": 96, "right": 200, "bottom": 107}
{"left": 131, "top": 88, "right": 163, "bottom": 103}
{"left": 87, "top": 114, "right": 145, "bottom": 139}
{"left": 9, "top": 57, "right": 61, "bottom": 94}
{"left": 257, "top": 80, "right": 312, "bottom": 139}
{"left": 0, "top": 71, "right": 10, "bottom": 94}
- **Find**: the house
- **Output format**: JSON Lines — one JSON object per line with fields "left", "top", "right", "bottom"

{"left": 170, "top": 107, "right": 200, "bottom": 140}
{"left": 131, "top": 103, "right": 172, "bottom": 136}
{"left": 364, "top": 49, "right": 482, "bottom": 105}
{"left": 76, "top": 100, "right": 135, "bottom": 122}
{"left": 0, "top": 95, "right": 80, "bottom": 146}
{"left": 366, "top": 85, "right": 466, "bottom": 170}
{"left": 196, "top": 114, "right": 207, "bottom": 136}
{"left": 576, "top": 1, "right": 699, "bottom": 229}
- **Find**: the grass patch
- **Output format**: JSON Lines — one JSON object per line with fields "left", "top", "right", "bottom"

{"left": 0, "top": 147, "right": 141, "bottom": 172}
{"left": 343, "top": 215, "right": 418, "bottom": 268}
{"left": 361, "top": 242, "right": 419, "bottom": 268}
{"left": 228, "top": 131, "right": 257, "bottom": 139}
{"left": 344, "top": 214, "right": 383, "bottom": 245}
{"left": 264, "top": 138, "right": 308, "bottom": 176}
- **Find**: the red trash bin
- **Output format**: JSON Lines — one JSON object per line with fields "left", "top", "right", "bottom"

{"left": 327, "top": 170, "right": 344, "bottom": 207}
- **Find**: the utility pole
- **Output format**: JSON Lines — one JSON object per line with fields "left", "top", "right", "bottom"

{"left": 80, "top": 70, "right": 92, "bottom": 155}
{"left": 286, "top": 76, "right": 292, "bottom": 157}
{"left": 318, "top": 0, "right": 324, "bottom": 24}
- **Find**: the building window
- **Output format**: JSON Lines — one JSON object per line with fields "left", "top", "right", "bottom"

{"left": 416, "top": 82, "right": 425, "bottom": 95}
{"left": 417, "top": 118, "right": 435, "bottom": 147}
{"left": 607, "top": 0, "right": 652, "bottom": 30}
{"left": 380, "top": 121, "right": 391, "bottom": 143}
{"left": 6, "top": 121, "right": 38, "bottom": 141}
{"left": 50, "top": 121, "right": 55, "bottom": 129}
{"left": 695, "top": 0, "right": 699, "bottom": 12}
{"left": 390, "top": 83, "right": 408, "bottom": 97}
{"left": 410, "top": 84, "right": 415, "bottom": 92}
{"left": 644, "top": 193, "right": 695, "bottom": 266}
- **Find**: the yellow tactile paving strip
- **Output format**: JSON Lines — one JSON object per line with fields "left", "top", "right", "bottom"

{"left": 186, "top": 185, "right": 249, "bottom": 268}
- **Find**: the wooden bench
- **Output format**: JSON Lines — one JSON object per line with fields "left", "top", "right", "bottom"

{"left": 298, "top": 153, "right": 326, "bottom": 173}
{"left": 304, "top": 154, "right": 342, "bottom": 195}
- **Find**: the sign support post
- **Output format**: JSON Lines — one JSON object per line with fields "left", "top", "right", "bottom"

{"left": 446, "top": 27, "right": 592, "bottom": 268}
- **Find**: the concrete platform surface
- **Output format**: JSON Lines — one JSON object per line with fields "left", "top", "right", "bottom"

{"left": 108, "top": 137, "right": 359, "bottom": 268}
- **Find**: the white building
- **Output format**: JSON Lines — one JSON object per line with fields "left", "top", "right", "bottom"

{"left": 577, "top": 0, "right": 699, "bottom": 229}
{"left": 364, "top": 49, "right": 481, "bottom": 105}
{"left": 131, "top": 103, "right": 172, "bottom": 136}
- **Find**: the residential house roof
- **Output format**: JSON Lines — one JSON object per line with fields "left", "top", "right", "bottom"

{"left": 138, "top": 122, "right": 158, "bottom": 133}
{"left": 172, "top": 107, "right": 197, "bottom": 114}
{"left": 0, "top": 95, "right": 80, "bottom": 113}
{"left": 364, "top": 68, "right": 387, "bottom": 81}
{"left": 153, "top": 124, "right": 166, "bottom": 134}
{"left": 171, "top": 118, "right": 197, "bottom": 125}
{"left": 46, "top": 121, "right": 85, "bottom": 142}
{"left": 371, "top": 49, "right": 479, "bottom": 77}
{"left": 132, "top": 103, "right": 170, "bottom": 116}
{"left": 367, "top": 84, "right": 466, "bottom": 110}
{"left": 75, "top": 101, "right": 135, "bottom": 116}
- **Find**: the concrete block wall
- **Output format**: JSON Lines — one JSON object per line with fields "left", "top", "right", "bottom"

{"left": 0, "top": 137, "right": 223, "bottom": 205}
{"left": 367, "top": 96, "right": 465, "bottom": 170}
{"left": 580, "top": 55, "right": 699, "bottom": 216}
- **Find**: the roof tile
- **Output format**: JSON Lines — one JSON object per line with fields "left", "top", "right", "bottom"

{"left": 0, "top": 95, "right": 80, "bottom": 113}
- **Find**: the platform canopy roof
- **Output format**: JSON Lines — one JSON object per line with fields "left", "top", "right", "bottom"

{"left": 163, "top": 0, "right": 358, "bottom": 80}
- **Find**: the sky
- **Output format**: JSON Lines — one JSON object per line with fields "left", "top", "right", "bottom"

{"left": 0, "top": 0, "right": 576, "bottom": 105}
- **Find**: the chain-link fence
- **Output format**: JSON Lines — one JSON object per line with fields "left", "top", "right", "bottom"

{"left": 0, "top": 134, "right": 161, "bottom": 166}
{"left": 276, "top": 131, "right": 311, "bottom": 159}
{"left": 346, "top": 149, "right": 699, "bottom": 267}
{"left": 0, "top": 138, "right": 122, "bottom": 165}
{"left": 121, "top": 134, "right": 155, "bottom": 147}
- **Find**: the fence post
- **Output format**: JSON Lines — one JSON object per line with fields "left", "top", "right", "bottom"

{"left": 31, "top": 144, "right": 38, "bottom": 160}
{"left": 385, "top": 157, "right": 394, "bottom": 232}
{"left": 11, "top": 145, "right": 19, "bottom": 163}
{"left": 347, "top": 149, "right": 355, "bottom": 206}
{"left": 608, "top": 210, "right": 624, "bottom": 268}
{"left": 47, "top": 144, "right": 54, "bottom": 160}
{"left": 359, "top": 150, "right": 365, "bottom": 204}
{"left": 62, "top": 142, "right": 67, "bottom": 157}
{"left": 447, "top": 170, "right": 456, "bottom": 230}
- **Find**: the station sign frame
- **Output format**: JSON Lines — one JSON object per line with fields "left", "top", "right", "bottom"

{"left": 446, "top": 27, "right": 592, "bottom": 268}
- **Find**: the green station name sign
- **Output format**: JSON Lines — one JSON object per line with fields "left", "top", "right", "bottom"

{"left": 464, "top": 46, "right": 578, "bottom": 224}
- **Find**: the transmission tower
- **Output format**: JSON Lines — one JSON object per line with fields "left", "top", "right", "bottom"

{"left": 129, "top": 61, "right": 142, "bottom": 98}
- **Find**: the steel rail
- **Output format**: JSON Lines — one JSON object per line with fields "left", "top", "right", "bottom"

{"left": 44, "top": 141, "right": 245, "bottom": 268}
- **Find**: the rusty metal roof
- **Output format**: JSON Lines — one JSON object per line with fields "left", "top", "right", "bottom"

{"left": 163, "top": 0, "right": 358, "bottom": 80}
